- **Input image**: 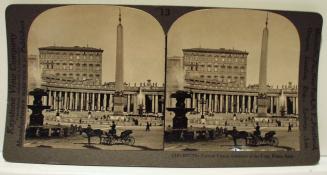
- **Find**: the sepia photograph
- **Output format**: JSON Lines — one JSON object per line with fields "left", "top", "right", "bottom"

{"left": 164, "top": 9, "right": 300, "bottom": 151}
{"left": 25, "top": 5, "right": 165, "bottom": 150}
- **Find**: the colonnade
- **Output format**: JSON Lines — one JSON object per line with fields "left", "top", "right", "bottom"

{"left": 29, "top": 89, "right": 164, "bottom": 114}
{"left": 179, "top": 92, "right": 298, "bottom": 115}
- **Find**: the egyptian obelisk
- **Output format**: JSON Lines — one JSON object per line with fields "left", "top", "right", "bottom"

{"left": 113, "top": 9, "right": 124, "bottom": 115}
{"left": 257, "top": 13, "right": 269, "bottom": 117}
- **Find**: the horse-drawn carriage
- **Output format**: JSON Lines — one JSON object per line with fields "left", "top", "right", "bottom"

{"left": 81, "top": 128, "right": 135, "bottom": 146}
{"left": 247, "top": 131, "right": 279, "bottom": 146}
{"left": 100, "top": 130, "right": 135, "bottom": 145}
{"left": 225, "top": 129, "right": 279, "bottom": 146}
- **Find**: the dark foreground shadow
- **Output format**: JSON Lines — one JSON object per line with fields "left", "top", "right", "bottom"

{"left": 82, "top": 144, "right": 102, "bottom": 150}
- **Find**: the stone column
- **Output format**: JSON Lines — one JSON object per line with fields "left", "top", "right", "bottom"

{"left": 192, "top": 93, "right": 196, "bottom": 110}
{"left": 247, "top": 96, "right": 251, "bottom": 113}
{"left": 127, "top": 94, "right": 130, "bottom": 113}
{"left": 48, "top": 90, "right": 52, "bottom": 108}
{"left": 236, "top": 95, "right": 240, "bottom": 113}
{"left": 293, "top": 97, "right": 296, "bottom": 115}
{"left": 276, "top": 96, "right": 279, "bottom": 115}
{"left": 226, "top": 95, "right": 229, "bottom": 113}
{"left": 203, "top": 94, "right": 207, "bottom": 114}
{"left": 155, "top": 95, "right": 159, "bottom": 113}
{"left": 69, "top": 92, "right": 73, "bottom": 110}
{"left": 54, "top": 91, "right": 58, "bottom": 110}
{"left": 86, "top": 93, "right": 90, "bottom": 111}
{"left": 270, "top": 96, "right": 274, "bottom": 114}
{"left": 296, "top": 97, "right": 298, "bottom": 115}
{"left": 242, "top": 95, "right": 245, "bottom": 113}
{"left": 64, "top": 91, "right": 68, "bottom": 109}
{"left": 91, "top": 93, "right": 95, "bottom": 111}
{"left": 96, "top": 93, "right": 100, "bottom": 111}
{"left": 219, "top": 94, "right": 224, "bottom": 113}
{"left": 208, "top": 94, "right": 212, "bottom": 113}
{"left": 151, "top": 95, "right": 155, "bottom": 113}
{"left": 214, "top": 94, "right": 217, "bottom": 112}
{"left": 81, "top": 93, "right": 84, "bottom": 111}
{"left": 133, "top": 94, "right": 138, "bottom": 114}
{"left": 254, "top": 96, "right": 257, "bottom": 113}
{"left": 231, "top": 95, "right": 234, "bottom": 113}
{"left": 197, "top": 93, "right": 201, "bottom": 113}
{"left": 58, "top": 91, "right": 62, "bottom": 110}
{"left": 109, "top": 94, "right": 113, "bottom": 112}
{"left": 75, "top": 92, "right": 79, "bottom": 110}
{"left": 103, "top": 94, "right": 107, "bottom": 111}
{"left": 42, "top": 96, "right": 46, "bottom": 106}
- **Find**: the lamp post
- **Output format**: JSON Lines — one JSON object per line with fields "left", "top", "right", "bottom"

{"left": 138, "top": 104, "right": 144, "bottom": 117}
{"left": 55, "top": 95, "right": 62, "bottom": 116}
{"left": 200, "top": 96, "right": 206, "bottom": 119}
{"left": 88, "top": 100, "right": 92, "bottom": 112}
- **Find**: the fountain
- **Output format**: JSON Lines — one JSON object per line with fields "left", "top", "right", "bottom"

{"left": 28, "top": 88, "right": 51, "bottom": 126}
{"left": 165, "top": 90, "right": 217, "bottom": 142}
{"left": 26, "top": 88, "right": 51, "bottom": 137}
{"left": 166, "top": 90, "right": 194, "bottom": 129}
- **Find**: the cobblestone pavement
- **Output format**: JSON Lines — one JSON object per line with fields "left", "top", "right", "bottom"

{"left": 164, "top": 127, "right": 299, "bottom": 151}
{"left": 24, "top": 126, "right": 164, "bottom": 150}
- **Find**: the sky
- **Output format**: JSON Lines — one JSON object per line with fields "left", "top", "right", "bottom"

{"left": 28, "top": 6, "right": 300, "bottom": 87}
{"left": 28, "top": 5, "right": 165, "bottom": 85}
{"left": 168, "top": 9, "right": 300, "bottom": 87}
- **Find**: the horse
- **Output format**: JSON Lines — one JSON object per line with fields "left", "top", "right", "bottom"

{"left": 80, "top": 128, "right": 105, "bottom": 144}
{"left": 225, "top": 130, "right": 250, "bottom": 145}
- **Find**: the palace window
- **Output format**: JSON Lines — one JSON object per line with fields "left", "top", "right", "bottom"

{"left": 89, "top": 64, "right": 94, "bottom": 71}
{"left": 69, "top": 63, "right": 73, "bottom": 70}
{"left": 240, "top": 66, "right": 245, "bottom": 72}
{"left": 207, "top": 65, "right": 211, "bottom": 72}
{"left": 95, "top": 64, "right": 100, "bottom": 71}
{"left": 63, "top": 63, "right": 67, "bottom": 69}
{"left": 76, "top": 63, "right": 81, "bottom": 70}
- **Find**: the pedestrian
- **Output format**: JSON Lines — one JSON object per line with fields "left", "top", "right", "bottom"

{"left": 255, "top": 122, "right": 261, "bottom": 136}
{"left": 232, "top": 126, "right": 238, "bottom": 146}
{"left": 110, "top": 121, "right": 117, "bottom": 136}
{"left": 288, "top": 122, "right": 292, "bottom": 132}
{"left": 79, "top": 118, "right": 82, "bottom": 124}
{"left": 86, "top": 124, "right": 93, "bottom": 146}
{"left": 146, "top": 122, "right": 150, "bottom": 131}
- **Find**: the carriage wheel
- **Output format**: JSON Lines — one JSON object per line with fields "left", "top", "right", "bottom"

{"left": 249, "top": 138, "right": 257, "bottom": 146}
{"left": 270, "top": 137, "right": 279, "bottom": 146}
{"left": 104, "top": 136, "right": 113, "bottom": 145}
{"left": 123, "top": 136, "right": 135, "bottom": 145}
